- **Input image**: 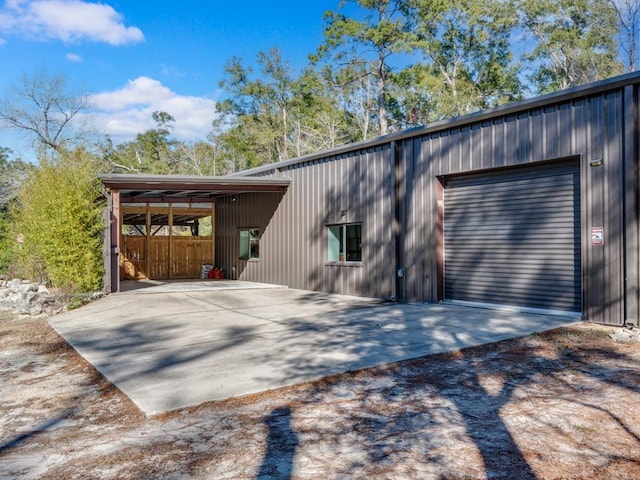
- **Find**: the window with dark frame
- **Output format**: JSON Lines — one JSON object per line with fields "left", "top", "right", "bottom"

{"left": 239, "top": 228, "right": 260, "bottom": 260}
{"left": 328, "top": 223, "right": 362, "bottom": 262}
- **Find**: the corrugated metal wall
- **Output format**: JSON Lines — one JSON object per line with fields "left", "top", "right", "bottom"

{"left": 401, "top": 89, "right": 635, "bottom": 325}
{"left": 442, "top": 160, "right": 581, "bottom": 312}
{"left": 215, "top": 145, "right": 397, "bottom": 299}
{"left": 217, "top": 78, "right": 640, "bottom": 326}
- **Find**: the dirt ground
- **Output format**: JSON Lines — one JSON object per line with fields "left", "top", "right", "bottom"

{"left": 0, "top": 311, "right": 639, "bottom": 480}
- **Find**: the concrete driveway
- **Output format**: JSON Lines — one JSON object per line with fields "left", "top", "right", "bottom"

{"left": 49, "top": 282, "right": 579, "bottom": 416}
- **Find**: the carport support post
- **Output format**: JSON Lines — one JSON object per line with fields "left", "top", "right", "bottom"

{"left": 110, "top": 190, "right": 121, "bottom": 293}
{"left": 168, "top": 204, "right": 173, "bottom": 279}
{"left": 145, "top": 204, "right": 151, "bottom": 278}
{"left": 211, "top": 202, "right": 216, "bottom": 267}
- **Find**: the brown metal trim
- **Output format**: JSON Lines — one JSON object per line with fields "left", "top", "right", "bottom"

{"left": 110, "top": 190, "right": 121, "bottom": 293}
{"left": 436, "top": 178, "right": 444, "bottom": 301}
{"left": 102, "top": 174, "right": 290, "bottom": 190}
{"left": 624, "top": 84, "right": 640, "bottom": 326}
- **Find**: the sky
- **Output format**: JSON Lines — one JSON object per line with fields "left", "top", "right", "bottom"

{"left": 0, "top": 0, "right": 345, "bottom": 159}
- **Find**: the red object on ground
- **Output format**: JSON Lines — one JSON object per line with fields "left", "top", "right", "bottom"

{"left": 213, "top": 268, "right": 224, "bottom": 279}
{"left": 208, "top": 268, "right": 224, "bottom": 279}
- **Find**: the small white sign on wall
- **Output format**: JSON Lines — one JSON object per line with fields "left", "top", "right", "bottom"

{"left": 591, "top": 227, "right": 604, "bottom": 245}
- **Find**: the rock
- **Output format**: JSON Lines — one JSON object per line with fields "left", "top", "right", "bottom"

{"left": 609, "top": 328, "right": 638, "bottom": 343}
{"left": 14, "top": 298, "right": 30, "bottom": 315}
{"left": 0, "top": 278, "right": 102, "bottom": 317}
{"left": 90, "top": 291, "right": 104, "bottom": 301}
{"left": 19, "top": 283, "right": 37, "bottom": 294}
{"left": 9, "top": 278, "right": 21, "bottom": 293}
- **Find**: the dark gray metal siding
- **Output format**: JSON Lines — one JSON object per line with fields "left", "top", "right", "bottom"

{"left": 215, "top": 145, "right": 397, "bottom": 299}
{"left": 221, "top": 74, "right": 640, "bottom": 326}
{"left": 442, "top": 160, "right": 581, "bottom": 312}
{"left": 398, "top": 90, "right": 638, "bottom": 325}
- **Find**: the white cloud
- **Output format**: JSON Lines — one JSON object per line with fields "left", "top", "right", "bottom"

{"left": 65, "top": 52, "right": 82, "bottom": 62}
{"left": 87, "top": 77, "right": 218, "bottom": 143}
{"left": 0, "top": 0, "right": 143, "bottom": 45}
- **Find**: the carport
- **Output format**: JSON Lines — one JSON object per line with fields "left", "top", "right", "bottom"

{"left": 48, "top": 284, "right": 578, "bottom": 416}
{"left": 101, "top": 174, "right": 290, "bottom": 293}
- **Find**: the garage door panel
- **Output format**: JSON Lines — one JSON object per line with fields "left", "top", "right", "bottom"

{"left": 447, "top": 187, "right": 577, "bottom": 201}
{"left": 446, "top": 202, "right": 579, "bottom": 217}
{"left": 443, "top": 160, "right": 581, "bottom": 313}
{"left": 445, "top": 270, "right": 579, "bottom": 286}
{"left": 444, "top": 264, "right": 579, "bottom": 279}
{"left": 444, "top": 289, "right": 578, "bottom": 310}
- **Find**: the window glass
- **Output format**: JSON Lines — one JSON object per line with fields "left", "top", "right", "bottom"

{"left": 239, "top": 228, "right": 260, "bottom": 259}
{"left": 328, "top": 223, "right": 362, "bottom": 262}
{"left": 328, "top": 225, "right": 342, "bottom": 262}
{"left": 345, "top": 224, "right": 362, "bottom": 261}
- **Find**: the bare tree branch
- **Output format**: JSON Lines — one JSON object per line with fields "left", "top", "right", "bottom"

{"left": 0, "top": 70, "right": 90, "bottom": 153}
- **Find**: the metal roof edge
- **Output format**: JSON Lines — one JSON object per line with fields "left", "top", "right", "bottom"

{"left": 101, "top": 173, "right": 291, "bottom": 187}
{"left": 230, "top": 70, "right": 640, "bottom": 177}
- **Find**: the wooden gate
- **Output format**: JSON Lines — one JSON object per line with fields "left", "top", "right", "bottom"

{"left": 119, "top": 205, "right": 215, "bottom": 280}
{"left": 121, "top": 236, "right": 215, "bottom": 279}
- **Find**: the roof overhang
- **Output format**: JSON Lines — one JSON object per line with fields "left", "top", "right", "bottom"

{"left": 101, "top": 174, "right": 290, "bottom": 204}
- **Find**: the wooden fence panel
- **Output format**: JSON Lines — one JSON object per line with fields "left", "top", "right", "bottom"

{"left": 121, "top": 235, "right": 214, "bottom": 280}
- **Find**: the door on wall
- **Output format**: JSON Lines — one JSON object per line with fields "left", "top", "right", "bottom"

{"left": 442, "top": 159, "right": 581, "bottom": 313}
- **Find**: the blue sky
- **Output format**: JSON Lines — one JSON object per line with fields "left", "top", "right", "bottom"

{"left": 0, "top": 0, "right": 344, "bottom": 157}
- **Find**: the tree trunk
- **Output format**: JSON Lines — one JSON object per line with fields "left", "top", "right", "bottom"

{"left": 377, "top": 59, "right": 389, "bottom": 135}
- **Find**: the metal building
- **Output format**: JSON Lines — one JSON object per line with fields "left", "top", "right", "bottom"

{"left": 104, "top": 71, "right": 640, "bottom": 326}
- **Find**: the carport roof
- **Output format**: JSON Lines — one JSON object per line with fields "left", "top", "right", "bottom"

{"left": 101, "top": 173, "right": 290, "bottom": 203}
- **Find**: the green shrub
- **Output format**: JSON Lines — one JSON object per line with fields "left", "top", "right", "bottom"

{"left": 12, "top": 148, "right": 105, "bottom": 292}
{"left": 0, "top": 210, "right": 14, "bottom": 274}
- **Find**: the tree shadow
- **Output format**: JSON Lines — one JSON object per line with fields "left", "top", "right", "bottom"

{"left": 256, "top": 406, "right": 298, "bottom": 480}
{"left": 0, "top": 408, "right": 76, "bottom": 455}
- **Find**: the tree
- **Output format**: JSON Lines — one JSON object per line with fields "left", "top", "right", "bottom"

{"left": 0, "top": 70, "right": 90, "bottom": 153}
{"left": 607, "top": 0, "right": 640, "bottom": 71}
{"left": 103, "top": 111, "right": 178, "bottom": 173}
{"left": 289, "top": 67, "right": 356, "bottom": 152}
{"left": 518, "top": 0, "right": 623, "bottom": 92}
{"left": 174, "top": 141, "right": 221, "bottom": 176}
{"left": 216, "top": 48, "right": 299, "bottom": 164}
{"left": 401, "top": 0, "right": 522, "bottom": 120}
{"left": 312, "top": 0, "right": 412, "bottom": 135}
{"left": 0, "top": 147, "right": 30, "bottom": 273}
{"left": 323, "top": 64, "right": 380, "bottom": 141}
{"left": 11, "top": 147, "right": 104, "bottom": 292}
{"left": 0, "top": 147, "right": 30, "bottom": 207}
